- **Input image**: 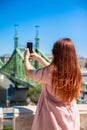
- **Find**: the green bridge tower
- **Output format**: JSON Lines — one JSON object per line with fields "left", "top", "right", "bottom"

{"left": 35, "top": 25, "right": 40, "bottom": 68}
{"left": 14, "top": 25, "right": 19, "bottom": 88}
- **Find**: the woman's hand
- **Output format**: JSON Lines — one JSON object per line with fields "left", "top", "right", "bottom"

{"left": 30, "top": 50, "right": 40, "bottom": 60}
{"left": 24, "top": 49, "right": 50, "bottom": 67}
{"left": 30, "top": 50, "right": 50, "bottom": 67}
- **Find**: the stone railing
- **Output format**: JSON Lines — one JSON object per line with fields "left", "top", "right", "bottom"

{"left": 13, "top": 104, "right": 87, "bottom": 130}
{"left": 0, "top": 108, "right": 3, "bottom": 130}
{"left": 0, "top": 104, "right": 87, "bottom": 130}
{"left": 13, "top": 105, "right": 36, "bottom": 130}
{"left": 78, "top": 104, "right": 87, "bottom": 130}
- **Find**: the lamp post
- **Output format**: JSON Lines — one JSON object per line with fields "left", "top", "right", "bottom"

{"left": 6, "top": 87, "right": 9, "bottom": 107}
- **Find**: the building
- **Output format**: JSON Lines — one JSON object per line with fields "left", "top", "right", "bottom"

{"left": 77, "top": 55, "right": 87, "bottom": 70}
{"left": 0, "top": 54, "right": 11, "bottom": 64}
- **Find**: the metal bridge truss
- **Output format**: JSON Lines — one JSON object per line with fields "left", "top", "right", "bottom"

{"left": 0, "top": 48, "right": 51, "bottom": 88}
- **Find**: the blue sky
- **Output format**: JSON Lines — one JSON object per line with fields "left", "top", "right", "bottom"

{"left": 0, "top": 0, "right": 87, "bottom": 58}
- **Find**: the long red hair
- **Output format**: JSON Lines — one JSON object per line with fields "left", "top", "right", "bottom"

{"left": 50, "top": 38, "right": 82, "bottom": 103}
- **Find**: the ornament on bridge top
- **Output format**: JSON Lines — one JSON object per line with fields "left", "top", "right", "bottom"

{"left": 14, "top": 24, "right": 19, "bottom": 49}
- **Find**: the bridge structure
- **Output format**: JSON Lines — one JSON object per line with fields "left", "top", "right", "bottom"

{"left": 0, "top": 25, "right": 51, "bottom": 89}
{"left": 0, "top": 59, "right": 4, "bottom": 68}
{"left": 0, "top": 25, "right": 86, "bottom": 89}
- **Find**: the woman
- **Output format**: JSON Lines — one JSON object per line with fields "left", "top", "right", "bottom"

{"left": 24, "top": 38, "right": 82, "bottom": 130}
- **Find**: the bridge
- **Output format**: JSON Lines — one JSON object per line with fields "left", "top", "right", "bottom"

{"left": 0, "top": 59, "right": 4, "bottom": 68}
{"left": 0, "top": 25, "right": 87, "bottom": 89}
{"left": 0, "top": 25, "right": 51, "bottom": 88}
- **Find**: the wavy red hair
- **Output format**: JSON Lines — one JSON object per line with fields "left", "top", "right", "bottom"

{"left": 50, "top": 38, "right": 82, "bottom": 103}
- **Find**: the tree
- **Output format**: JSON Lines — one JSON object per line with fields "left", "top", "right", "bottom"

{"left": 85, "top": 62, "right": 87, "bottom": 69}
{"left": 27, "top": 83, "right": 41, "bottom": 104}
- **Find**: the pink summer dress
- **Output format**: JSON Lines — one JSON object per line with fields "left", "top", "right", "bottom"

{"left": 30, "top": 66, "right": 80, "bottom": 130}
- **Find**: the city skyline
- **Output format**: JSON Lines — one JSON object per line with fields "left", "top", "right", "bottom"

{"left": 0, "top": 0, "right": 87, "bottom": 58}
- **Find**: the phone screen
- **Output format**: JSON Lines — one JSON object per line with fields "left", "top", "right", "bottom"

{"left": 27, "top": 42, "right": 33, "bottom": 53}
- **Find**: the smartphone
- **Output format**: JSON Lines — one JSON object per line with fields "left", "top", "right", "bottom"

{"left": 27, "top": 42, "right": 33, "bottom": 53}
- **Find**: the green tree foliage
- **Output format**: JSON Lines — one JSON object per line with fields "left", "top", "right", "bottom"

{"left": 85, "top": 62, "right": 87, "bottom": 69}
{"left": 77, "top": 96, "right": 82, "bottom": 104}
{"left": 27, "top": 83, "right": 42, "bottom": 104}
{"left": 3, "top": 125, "right": 12, "bottom": 130}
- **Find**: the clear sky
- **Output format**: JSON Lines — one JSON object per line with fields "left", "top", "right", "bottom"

{"left": 0, "top": 0, "right": 87, "bottom": 58}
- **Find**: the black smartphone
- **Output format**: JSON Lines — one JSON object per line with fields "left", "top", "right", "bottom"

{"left": 27, "top": 42, "right": 33, "bottom": 53}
